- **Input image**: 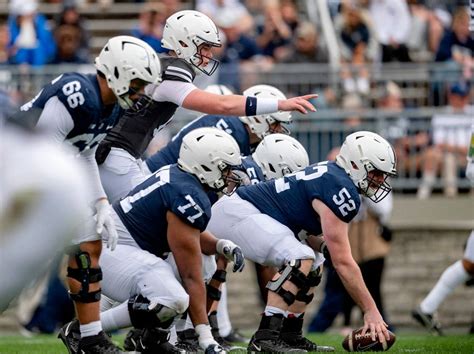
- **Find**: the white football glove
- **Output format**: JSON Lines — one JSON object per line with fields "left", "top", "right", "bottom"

{"left": 216, "top": 239, "right": 245, "bottom": 272}
{"left": 95, "top": 198, "right": 118, "bottom": 251}
{"left": 466, "top": 158, "right": 474, "bottom": 183}
{"left": 195, "top": 324, "right": 225, "bottom": 353}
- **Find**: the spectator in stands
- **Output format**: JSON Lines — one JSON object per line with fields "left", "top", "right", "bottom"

{"left": 277, "top": 21, "right": 329, "bottom": 63}
{"left": 54, "top": 3, "right": 90, "bottom": 61}
{"left": 369, "top": 0, "right": 412, "bottom": 62}
{"left": 256, "top": 0, "right": 298, "bottom": 59}
{"left": 51, "top": 25, "right": 89, "bottom": 64}
{"left": 335, "top": 0, "right": 378, "bottom": 95}
{"left": 131, "top": 2, "right": 168, "bottom": 54}
{"left": 417, "top": 81, "right": 472, "bottom": 199}
{"left": 0, "top": 22, "right": 13, "bottom": 65}
{"left": 406, "top": 0, "right": 448, "bottom": 61}
{"left": 8, "top": 0, "right": 56, "bottom": 66}
{"left": 435, "top": 6, "right": 474, "bottom": 79}
{"left": 215, "top": 9, "right": 264, "bottom": 90}
{"left": 197, "top": 0, "right": 254, "bottom": 34}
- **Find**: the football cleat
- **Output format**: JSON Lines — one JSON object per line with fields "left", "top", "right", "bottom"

{"left": 412, "top": 306, "right": 444, "bottom": 336}
{"left": 223, "top": 328, "right": 250, "bottom": 344}
{"left": 58, "top": 320, "right": 81, "bottom": 354}
{"left": 123, "top": 327, "right": 184, "bottom": 354}
{"left": 248, "top": 329, "right": 306, "bottom": 353}
{"left": 175, "top": 328, "right": 204, "bottom": 353}
{"left": 280, "top": 332, "right": 334, "bottom": 352}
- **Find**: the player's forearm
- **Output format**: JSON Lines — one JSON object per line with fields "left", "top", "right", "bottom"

{"left": 81, "top": 147, "right": 107, "bottom": 202}
{"left": 181, "top": 276, "right": 209, "bottom": 326}
{"left": 334, "top": 258, "right": 378, "bottom": 313}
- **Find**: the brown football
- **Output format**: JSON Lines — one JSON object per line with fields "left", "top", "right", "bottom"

{"left": 342, "top": 327, "right": 396, "bottom": 352}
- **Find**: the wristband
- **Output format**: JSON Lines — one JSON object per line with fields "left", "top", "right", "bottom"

{"left": 245, "top": 96, "right": 257, "bottom": 116}
{"left": 255, "top": 97, "right": 279, "bottom": 115}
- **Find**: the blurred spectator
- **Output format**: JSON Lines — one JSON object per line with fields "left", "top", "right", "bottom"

{"left": 54, "top": 3, "right": 90, "bottom": 61}
{"left": 335, "top": 1, "right": 378, "bottom": 95}
{"left": 256, "top": 0, "right": 298, "bottom": 58}
{"left": 417, "top": 81, "right": 472, "bottom": 199}
{"left": 0, "top": 22, "right": 13, "bottom": 64}
{"left": 277, "top": 21, "right": 329, "bottom": 63}
{"left": 435, "top": 6, "right": 474, "bottom": 79}
{"left": 8, "top": 0, "right": 56, "bottom": 66}
{"left": 215, "top": 9, "right": 264, "bottom": 90}
{"left": 369, "top": 0, "right": 412, "bottom": 62}
{"left": 51, "top": 25, "right": 89, "bottom": 64}
{"left": 406, "top": 0, "right": 448, "bottom": 61}
{"left": 131, "top": 2, "right": 168, "bottom": 54}
{"left": 197, "top": 0, "right": 254, "bottom": 34}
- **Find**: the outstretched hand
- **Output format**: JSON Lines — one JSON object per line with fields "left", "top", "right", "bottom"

{"left": 362, "top": 308, "right": 390, "bottom": 343}
{"left": 278, "top": 94, "right": 318, "bottom": 114}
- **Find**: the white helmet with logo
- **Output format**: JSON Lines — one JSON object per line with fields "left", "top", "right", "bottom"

{"left": 178, "top": 127, "right": 242, "bottom": 194}
{"left": 336, "top": 131, "right": 397, "bottom": 202}
{"left": 95, "top": 35, "right": 161, "bottom": 109}
{"left": 253, "top": 134, "right": 309, "bottom": 180}
{"left": 240, "top": 85, "right": 292, "bottom": 139}
{"left": 161, "top": 10, "right": 221, "bottom": 76}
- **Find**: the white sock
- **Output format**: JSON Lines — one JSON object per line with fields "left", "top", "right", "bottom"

{"left": 217, "top": 283, "right": 232, "bottom": 337}
{"left": 264, "top": 306, "right": 286, "bottom": 317}
{"left": 100, "top": 300, "right": 131, "bottom": 332}
{"left": 420, "top": 260, "right": 470, "bottom": 314}
{"left": 80, "top": 321, "right": 102, "bottom": 338}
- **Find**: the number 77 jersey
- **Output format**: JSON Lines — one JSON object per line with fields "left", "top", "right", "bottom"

{"left": 236, "top": 161, "right": 361, "bottom": 236}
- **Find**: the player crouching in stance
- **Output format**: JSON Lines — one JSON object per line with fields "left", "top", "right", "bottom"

{"left": 207, "top": 131, "right": 397, "bottom": 353}
{"left": 60, "top": 128, "right": 246, "bottom": 354}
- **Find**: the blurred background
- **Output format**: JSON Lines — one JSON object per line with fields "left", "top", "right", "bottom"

{"left": 0, "top": 0, "right": 472, "bottom": 337}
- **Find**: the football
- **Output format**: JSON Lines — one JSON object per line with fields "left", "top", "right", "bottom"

{"left": 342, "top": 327, "right": 396, "bottom": 352}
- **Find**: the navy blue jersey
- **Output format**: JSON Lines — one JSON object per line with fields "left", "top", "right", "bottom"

{"left": 237, "top": 161, "right": 361, "bottom": 236}
{"left": 146, "top": 115, "right": 251, "bottom": 172}
{"left": 242, "top": 155, "right": 265, "bottom": 185}
{"left": 13, "top": 73, "right": 122, "bottom": 152}
{"left": 114, "top": 164, "right": 212, "bottom": 257}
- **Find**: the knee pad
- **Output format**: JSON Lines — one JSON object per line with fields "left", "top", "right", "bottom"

{"left": 295, "top": 266, "right": 323, "bottom": 304}
{"left": 67, "top": 251, "right": 102, "bottom": 303}
{"left": 206, "top": 270, "right": 227, "bottom": 301}
{"left": 266, "top": 260, "right": 309, "bottom": 306}
{"left": 128, "top": 294, "right": 181, "bottom": 329}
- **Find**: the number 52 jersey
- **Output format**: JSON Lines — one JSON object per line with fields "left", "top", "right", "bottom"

{"left": 236, "top": 161, "right": 361, "bottom": 237}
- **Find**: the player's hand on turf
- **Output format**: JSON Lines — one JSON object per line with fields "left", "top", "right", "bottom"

{"left": 362, "top": 308, "right": 390, "bottom": 343}
{"left": 95, "top": 198, "right": 118, "bottom": 251}
{"left": 216, "top": 239, "right": 245, "bottom": 272}
{"left": 278, "top": 94, "right": 318, "bottom": 114}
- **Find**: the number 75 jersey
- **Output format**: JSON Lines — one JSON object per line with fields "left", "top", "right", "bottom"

{"left": 236, "top": 161, "right": 361, "bottom": 236}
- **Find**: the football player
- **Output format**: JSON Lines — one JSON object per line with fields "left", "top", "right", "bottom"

{"left": 209, "top": 134, "right": 310, "bottom": 345}
{"left": 73, "top": 128, "right": 244, "bottom": 354}
{"left": 96, "top": 9, "right": 317, "bottom": 204}
{"left": 207, "top": 131, "right": 397, "bottom": 352}
{"left": 0, "top": 123, "right": 90, "bottom": 313}
{"left": 10, "top": 36, "right": 161, "bottom": 353}
{"left": 412, "top": 123, "right": 474, "bottom": 335}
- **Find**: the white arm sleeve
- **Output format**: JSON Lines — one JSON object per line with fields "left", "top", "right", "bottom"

{"left": 81, "top": 145, "right": 107, "bottom": 203}
{"left": 35, "top": 96, "right": 74, "bottom": 145}
{"left": 146, "top": 80, "right": 197, "bottom": 106}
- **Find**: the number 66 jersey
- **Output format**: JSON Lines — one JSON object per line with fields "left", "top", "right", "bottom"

{"left": 236, "top": 161, "right": 361, "bottom": 237}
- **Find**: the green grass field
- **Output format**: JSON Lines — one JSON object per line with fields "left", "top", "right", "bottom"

{"left": 0, "top": 332, "right": 473, "bottom": 353}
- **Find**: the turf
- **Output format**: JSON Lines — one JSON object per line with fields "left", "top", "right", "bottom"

{"left": 0, "top": 332, "right": 473, "bottom": 353}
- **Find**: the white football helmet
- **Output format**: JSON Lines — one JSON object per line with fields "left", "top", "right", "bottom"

{"left": 161, "top": 10, "right": 221, "bottom": 76}
{"left": 95, "top": 35, "right": 161, "bottom": 109}
{"left": 253, "top": 134, "right": 309, "bottom": 180}
{"left": 204, "top": 84, "right": 234, "bottom": 95}
{"left": 336, "top": 131, "right": 397, "bottom": 203}
{"left": 240, "top": 85, "right": 292, "bottom": 139}
{"left": 178, "top": 127, "right": 243, "bottom": 194}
